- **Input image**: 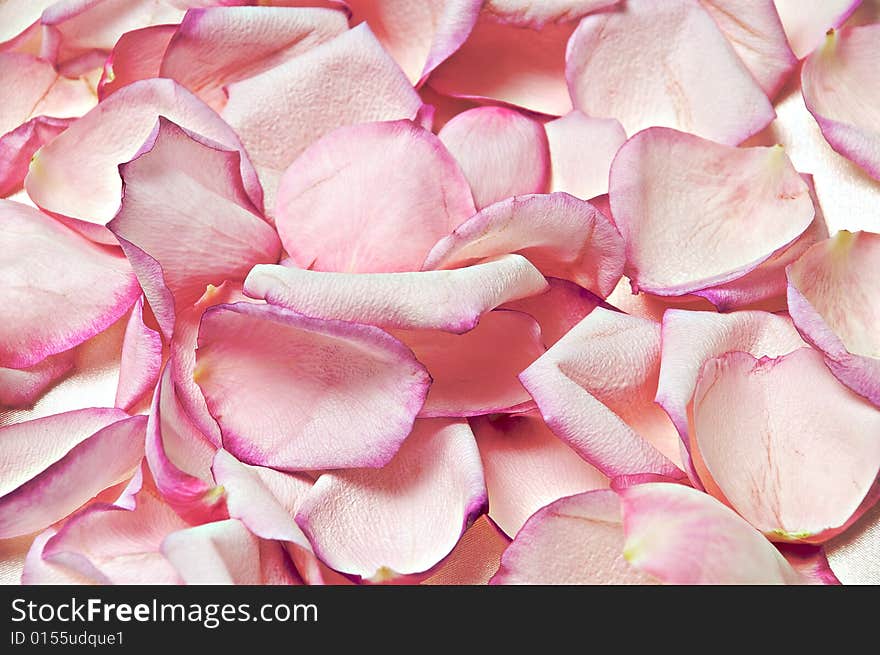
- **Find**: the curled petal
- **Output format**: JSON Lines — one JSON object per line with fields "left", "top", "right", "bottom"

{"left": 787, "top": 230, "right": 880, "bottom": 406}
{"left": 473, "top": 412, "right": 608, "bottom": 537}
{"left": 773, "top": 0, "right": 860, "bottom": 59}
{"left": 98, "top": 24, "right": 177, "bottom": 99}
{"left": 437, "top": 107, "right": 550, "bottom": 208}
{"left": 108, "top": 117, "right": 280, "bottom": 340}
{"left": 25, "top": 78, "right": 262, "bottom": 241}
{"left": 520, "top": 307, "right": 684, "bottom": 478}
{"left": 609, "top": 127, "right": 814, "bottom": 296}
{"left": 245, "top": 254, "right": 549, "bottom": 333}
{"left": 0, "top": 200, "right": 139, "bottom": 369}
{"left": 424, "top": 193, "right": 624, "bottom": 298}
{"left": 620, "top": 483, "right": 803, "bottom": 584}
{"left": 115, "top": 297, "right": 162, "bottom": 411}
{"left": 195, "top": 302, "right": 430, "bottom": 470}
{"left": 566, "top": 0, "right": 775, "bottom": 145}
{"left": 692, "top": 348, "right": 880, "bottom": 542}
{"left": 491, "top": 489, "right": 655, "bottom": 585}
{"left": 392, "top": 310, "right": 544, "bottom": 417}
{"left": 276, "top": 119, "right": 474, "bottom": 273}
{"left": 801, "top": 26, "right": 880, "bottom": 182}
{"left": 544, "top": 111, "right": 626, "bottom": 200}
{"left": 296, "top": 419, "right": 487, "bottom": 582}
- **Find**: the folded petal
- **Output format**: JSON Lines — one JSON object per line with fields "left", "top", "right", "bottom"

{"left": 825, "top": 500, "right": 880, "bottom": 584}
{"left": 0, "top": 200, "right": 140, "bottom": 369}
{"left": 26, "top": 78, "right": 262, "bottom": 241}
{"left": 699, "top": 0, "right": 797, "bottom": 97}
{"left": 787, "top": 230, "right": 880, "bottom": 406}
{"left": 221, "top": 24, "right": 422, "bottom": 208}
{"left": 437, "top": 107, "right": 550, "bottom": 208}
{"left": 544, "top": 111, "right": 626, "bottom": 200}
{"left": 501, "top": 278, "right": 602, "bottom": 348}
{"left": 520, "top": 307, "right": 684, "bottom": 478}
{"left": 693, "top": 348, "right": 880, "bottom": 542}
{"left": 161, "top": 519, "right": 263, "bottom": 585}
{"left": 773, "top": 0, "right": 860, "bottom": 58}
{"left": 0, "top": 116, "right": 69, "bottom": 198}
{"left": 115, "top": 297, "right": 162, "bottom": 411}
{"left": 348, "top": 0, "right": 482, "bottom": 84}
{"left": 473, "top": 412, "right": 608, "bottom": 537}
{"left": 801, "top": 26, "right": 880, "bottom": 181}
{"left": 609, "top": 127, "right": 814, "bottom": 296}
{"left": 160, "top": 6, "right": 348, "bottom": 111}
{"left": 296, "top": 418, "right": 487, "bottom": 582}
{"left": 566, "top": 0, "right": 776, "bottom": 145}
{"left": 195, "top": 302, "right": 430, "bottom": 470}
{"left": 108, "top": 117, "right": 280, "bottom": 340}
{"left": 777, "top": 543, "right": 841, "bottom": 585}
{"left": 620, "top": 483, "right": 804, "bottom": 584}
{"left": 98, "top": 24, "right": 177, "bottom": 99}
{"left": 391, "top": 310, "right": 543, "bottom": 417}
{"left": 423, "top": 193, "right": 624, "bottom": 297}
{"left": 422, "top": 515, "right": 509, "bottom": 585}
{"left": 245, "top": 254, "right": 549, "bottom": 333}
{"left": 275, "top": 119, "right": 474, "bottom": 273}
{"left": 0, "top": 352, "right": 75, "bottom": 409}
{"left": 491, "top": 489, "right": 655, "bottom": 584}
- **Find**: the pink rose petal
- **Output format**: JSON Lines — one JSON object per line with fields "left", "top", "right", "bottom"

{"left": 98, "top": 24, "right": 177, "bottom": 99}
{"left": 501, "top": 278, "right": 602, "bottom": 348}
{"left": 773, "top": 0, "right": 860, "bottom": 58}
{"left": 0, "top": 352, "right": 75, "bottom": 410}
{"left": 115, "top": 296, "right": 162, "bottom": 411}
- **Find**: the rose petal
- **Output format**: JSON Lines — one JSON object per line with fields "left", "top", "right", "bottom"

{"left": 0, "top": 352, "right": 75, "bottom": 410}
{"left": 787, "top": 230, "right": 880, "bottom": 406}
{"left": 98, "top": 24, "right": 177, "bottom": 99}
{"left": 483, "top": 0, "right": 620, "bottom": 28}
{"left": 520, "top": 307, "right": 684, "bottom": 478}
{"left": 115, "top": 297, "right": 162, "bottom": 411}
{"left": 26, "top": 78, "right": 262, "bottom": 241}
{"left": 391, "top": 310, "right": 544, "bottom": 417}
{"left": 245, "top": 254, "right": 549, "bottom": 333}
{"left": 160, "top": 519, "right": 263, "bottom": 585}
{"left": 544, "top": 111, "right": 626, "bottom": 200}
{"left": 609, "top": 127, "right": 814, "bottom": 296}
{"left": 604, "top": 277, "right": 718, "bottom": 323}
{"left": 501, "top": 278, "right": 602, "bottom": 348}
{"left": 437, "top": 107, "right": 550, "bottom": 208}
{"left": 773, "top": 0, "right": 860, "bottom": 58}
{"left": 491, "top": 489, "right": 655, "bottom": 584}
{"left": 275, "top": 119, "right": 474, "bottom": 273}
{"left": 296, "top": 418, "right": 487, "bottom": 582}
{"left": 692, "top": 348, "right": 880, "bottom": 542}
{"left": 777, "top": 543, "right": 841, "bottom": 585}
{"left": 195, "top": 302, "right": 430, "bottom": 470}
{"left": 108, "top": 117, "right": 280, "bottom": 340}
{"left": 0, "top": 116, "right": 69, "bottom": 198}
{"left": 423, "top": 192, "right": 623, "bottom": 298}
{"left": 0, "top": 200, "right": 140, "bottom": 369}
{"left": 0, "top": 0, "right": 55, "bottom": 47}
{"left": 0, "top": 53, "right": 59, "bottom": 135}
{"left": 221, "top": 24, "right": 422, "bottom": 209}
{"left": 566, "top": 0, "right": 776, "bottom": 145}
{"left": 620, "top": 482, "right": 803, "bottom": 584}
{"left": 472, "top": 412, "right": 608, "bottom": 537}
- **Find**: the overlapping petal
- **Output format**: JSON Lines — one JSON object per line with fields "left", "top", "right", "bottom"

{"left": 501, "top": 278, "right": 601, "bottom": 348}
{"left": 773, "top": 0, "right": 860, "bottom": 58}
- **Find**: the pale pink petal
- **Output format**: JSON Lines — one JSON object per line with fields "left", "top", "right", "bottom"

{"left": 0, "top": 200, "right": 140, "bottom": 369}
{"left": 620, "top": 483, "right": 804, "bottom": 584}
{"left": 22, "top": 529, "right": 92, "bottom": 584}
{"left": 26, "top": 78, "right": 262, "bottom": 241}
{"left": 801, "top": 26, "right": 880, "bottom": 181}
{"left": 195, "top": 302, "right": 430, "bottom": 470}
{"left": 0, "top": 0, "right": 55, "bottom": 47}
{"left": 275, "top": 119, "right": 474, "bottom": 273}
{"left": 656, "top": 309, "right": 806, "bottom": 482}
{"left": 787, "top": 230, "right": 880, "bottom": 406}
{"left": 146, "top": 365, "right": 225, "bottom": 524}
{"left": 98, "top": 24, "right": 177, "bottom": 99}
{"left": 0, "top": 53, "right": 58, "bottom": 134}
{"left": 422, "top": 515, "right": 509, "bottom": 585}
{"left": 773, "top": 0, "right": 860, "bottom": 58}
{"left": 501, "top": 278, "right": 601, "bottom": 348}
{"left": 161, "top": 6, "right": 348, "bottom": 111}
{"left": 699, "top": 0, "right": 797, "bottom": 97}
{"left": 348, "top": 0, "right": 482, "bottom": 84}
{"left": 423, "top": 193, "right": 623, "bottom": 297}
{"left": 566, "top": 0, "right": 776, "bottom": 145}
{"left": 472, "top": 411, "right": 608, "bottom": 537}
{"left": 693, "top": 348, "right": 880, "bottom": 542}
{"left": 161, "top": 519, "right": 262, "bottom": 585}
{"left": 777, "top": 543, "right": 841, "bottom": 585}
{"left": 609, "top": 127, "right": 814, "bottom": 296}
{"left": 0, "top": 411, "right": 145, "bottom": 538}
{"left": 0, "top": 116, "right": 69, "bottom": 198}
{"left": 108, "top": 117, "right": 280, "bottom": 339}
{"left": 429, "top": 13, "right": 578, "bottom": 116}
{"left": 825, "top": 499, "right": 880, "bottom": 584}
{"left": 484, "top": 0, "right": 620, "bottom": 28}
{"left": 115, "top": 297, "right": 162, "bottom": 411}
{"left": 605, "top": 277, "right": 718, "bottom": 323}
{"left": 544, "top": 111, "right": 626, "bottom": 200}
{"left": 296, "top": 419, "right": 487, "bottom": 582}
{"left": 437, "top": 107, "right": 550, "bottom": 208}
{"left": 491, "top": 489, "right": 655, "bottom": 584}
{"left": 245, "top": 254, "right": 549, "bottom": 333}
{"left": 0, "top": 352, "right": 75, "bottom": 409}
{"left": 391, "top": 310, "right": 544, "bottom": 418}
{"left": 418, "top": 84, "right": 479, "bottom": 132}
{"left": 221, "top": 24, "right": 422, "bottom": 209}
{"left": 519, "top": 307, "right": 684, "bottom": 478}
